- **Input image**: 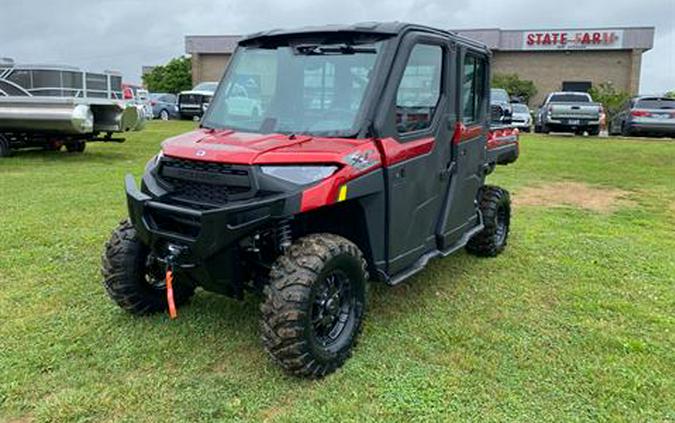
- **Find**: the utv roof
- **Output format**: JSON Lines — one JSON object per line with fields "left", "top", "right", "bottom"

{"left": 240, "top": 22, "right": 489, "bottom": 53}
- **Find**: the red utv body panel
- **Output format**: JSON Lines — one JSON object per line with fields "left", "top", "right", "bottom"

{"left": 160, "top": 126, "right": 519, "bottom": 212}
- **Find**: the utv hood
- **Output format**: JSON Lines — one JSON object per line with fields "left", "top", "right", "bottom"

{"left": 161, "top": 128, "right": 378, "bottom": 165}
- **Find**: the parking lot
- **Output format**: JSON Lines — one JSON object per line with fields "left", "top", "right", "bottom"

{"left": 1, "top": 121, "right": 673, "bottom": 421}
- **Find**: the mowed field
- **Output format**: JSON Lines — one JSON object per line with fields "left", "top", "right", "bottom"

{"left": 1, "top": 121, "right": 674, "bottom": 422}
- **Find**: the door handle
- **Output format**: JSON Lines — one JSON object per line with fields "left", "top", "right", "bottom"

{"left": 439, "top": 162, "right": 456, "bottom": 179}
{"left": 395, "top": 168, "right": 406, "bottom": 179}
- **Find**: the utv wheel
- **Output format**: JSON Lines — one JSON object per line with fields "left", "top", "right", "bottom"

{"left": 0, "top": 135, "right": 11, "bottom": 157}
{"left": 466, "top": 186, "right": 511, "bottom": 257}
{"left": 101, "top": 219, "right": 195, "bottom": 315}
{"left": 66, "top": 140, "right": 86, "bottom": 153}
{"left": 261, "top": 234, "right": 368, "bottom": 378}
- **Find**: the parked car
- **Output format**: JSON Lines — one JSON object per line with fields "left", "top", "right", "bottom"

{"left": 101, "top": 22, "right": 519, "bottom": 379}
{"left": 490, "top": 88, "right": 513, "bottom": 124}
{"left": 177, "top": 81, "right": 217, "bottom": 120}
{"left": 609, "top": 96, "right": 675, "bottom": 137}
{"left": 149, "top": 93, "right": 178, "bottom": 120}
{"left": 136, "top": 89, "right": 153, "bottom": 120}
{"left": 510, "top": 103, "right": 532, "bottom": 132}
{"left": 123, "top": 83, "right": 153, "bottom": 120}
{"left": 535, "top": 91, "right": 602, "bottom": 135}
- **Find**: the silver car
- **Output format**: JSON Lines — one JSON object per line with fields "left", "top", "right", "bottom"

{"left": 510, "top": 103, "right": 532, "bottom": 132}
{"left": 610, "top": 96, "right": 675, "bottom": 137}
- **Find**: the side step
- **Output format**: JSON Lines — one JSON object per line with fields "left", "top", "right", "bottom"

{"left": 386, "top": 223, "right": 484, "bottom": 286}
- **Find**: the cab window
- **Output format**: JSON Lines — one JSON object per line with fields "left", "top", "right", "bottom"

{"left": 462, "top": 55, "right": 487, "bottom": 124}
{"left": 395, "top": 44, "right": 443, "bottom": 134}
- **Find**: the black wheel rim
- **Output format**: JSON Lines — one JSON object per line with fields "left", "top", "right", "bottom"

{"left": 495, "top": 205, "right": 508, "bottom": 246}
{"left": 310, "top": 269, "right": 354, "bottom": 348}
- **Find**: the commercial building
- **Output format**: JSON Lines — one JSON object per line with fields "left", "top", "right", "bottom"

{"left": 185, "top": 26, "right": 654, "bottom": 105}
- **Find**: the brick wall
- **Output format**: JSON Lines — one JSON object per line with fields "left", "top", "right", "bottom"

{"left": 191, "top": 53, "right": 231, "bottom": 87}
{"left": 493, "top": 49, "right": 641, "bottom": 105}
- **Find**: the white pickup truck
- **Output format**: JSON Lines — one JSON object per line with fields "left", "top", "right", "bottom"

{"left": 535, "top": 92, "right": 603, "bottom": 136}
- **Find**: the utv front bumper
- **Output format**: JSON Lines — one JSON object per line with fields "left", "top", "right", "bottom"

{"left": 125, "top": 174, "right": 300, "bottom": 260}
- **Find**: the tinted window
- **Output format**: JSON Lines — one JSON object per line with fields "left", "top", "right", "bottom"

{"left": 462, "top": 55, "right": 487, "bottom": 123}
{"left": 395, "top": 44, "right": 442, "bottom": 134}
{"left": 549, "top": 94, "right": 590, "bottom": 103}
{"left": 635, "top": 98, "right": 675, "bottom": 109}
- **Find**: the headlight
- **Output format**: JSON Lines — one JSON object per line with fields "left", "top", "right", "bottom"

{"left": 260, "top": 165, "right": 338, "bottom": 185}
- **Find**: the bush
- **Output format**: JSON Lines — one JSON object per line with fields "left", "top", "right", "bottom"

{"left": 665, "top": 91, "right": 675, "bottom": 99}
{"left": 142, "top": 56, "right": 192, "bottom": 94}
{"left": 588, "top": 82, "right": 631, "bottom": 124}
{"left": 492, "top": 73, "right": 538, "bottom": 105}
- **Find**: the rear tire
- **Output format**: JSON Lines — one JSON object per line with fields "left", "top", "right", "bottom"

{"left": 101, "top": 219, "right": 195, "bottom": 315}
{"left": 466, "top": 186, "right": 511, "bottom": 257}
{"left": 261, "top": 234, "right": 368, "bottom": 378}
{"left": 0, "top": 135, "right": 11, "bottom": 157}
{"left": 66, "top": 140, "right": 86, "bottom": 153}
{"left": 621, "top": 122, "right": 633, "bottom": 137}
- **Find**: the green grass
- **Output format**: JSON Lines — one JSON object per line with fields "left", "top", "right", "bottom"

{"left": 1, "top": 121, "right": 674, "bottom": 422}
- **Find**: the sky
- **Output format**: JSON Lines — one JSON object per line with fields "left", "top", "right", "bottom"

{"left": 1, "top": 0, "right": 673, "bottom": 94}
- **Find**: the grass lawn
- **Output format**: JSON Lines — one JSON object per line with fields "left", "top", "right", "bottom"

{"left": 1, "top": 121, "right": 674, "bottom": 422}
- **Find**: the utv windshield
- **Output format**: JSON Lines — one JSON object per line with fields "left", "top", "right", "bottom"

{"left": 203, "top": 41, "right": 384, "bottom": 136}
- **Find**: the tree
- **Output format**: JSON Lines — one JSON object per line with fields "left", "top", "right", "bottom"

{"left": 588, "top": 82, "right": 631, "bottom": 124}
{"left": 142, "top": 56, "right": 192, "bottom": 94}
{"left": 665, "top": 91, "right": 675, "bottom": 99}
{"left": 491, "top": 73, "right": 538, "bottom": 105}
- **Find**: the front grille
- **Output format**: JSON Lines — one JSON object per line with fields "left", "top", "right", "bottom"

{"left": 159, "top": 157, "right": 254, "bottom": 207}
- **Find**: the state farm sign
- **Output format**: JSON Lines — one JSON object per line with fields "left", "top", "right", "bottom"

{"left": 523, "top": 30, "right": 624, "bottom": 50}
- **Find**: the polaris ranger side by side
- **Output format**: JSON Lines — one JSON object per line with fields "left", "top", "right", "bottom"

{"left": 102, "top": 23, "right": 519, "bottom": 378}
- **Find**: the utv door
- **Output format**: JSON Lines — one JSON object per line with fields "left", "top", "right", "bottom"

{"left": 375, "top": 33, "right": 455, "bottom": 275}
{"left": 436, "top": 49, "right": 489, "bottom": 248}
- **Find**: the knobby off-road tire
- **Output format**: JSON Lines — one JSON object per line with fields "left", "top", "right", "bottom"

{"left": 101, "top": 219, "right": 195, "bottom": 315}
{"left": 466, "top": 185, "right": 511, "bottom": 257}
{"left": 261, "top": 234, "right": 368, "bottom": 378}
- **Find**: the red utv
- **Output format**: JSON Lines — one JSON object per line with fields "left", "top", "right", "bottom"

{"left": 102, "top": 23, "right": 519, "bottom": 378}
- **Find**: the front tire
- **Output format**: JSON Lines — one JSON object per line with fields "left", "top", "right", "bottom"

{"left": 159, "top": 109, "right": 170, "bottom": 121}
{"left": 466, "top": 186, "right": 511, "bottom": 257}
{"left": 261, "top": 234, "right": 368, "bottom": 378}
{"left": 101, "top": 220, "right": 195, "bottom": 315}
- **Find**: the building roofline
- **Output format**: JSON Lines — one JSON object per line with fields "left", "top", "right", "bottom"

{"left": 186, "top": 25, "right": 656, "bottom": 54}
